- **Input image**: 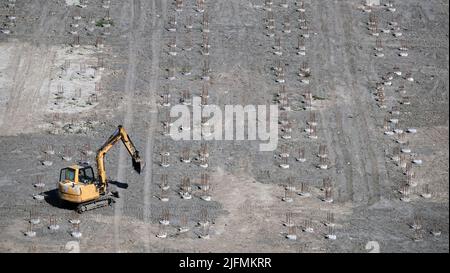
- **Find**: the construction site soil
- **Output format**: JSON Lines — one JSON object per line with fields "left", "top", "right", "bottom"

{"left": 0, "top": 0, "right": 448, "bottom": 252}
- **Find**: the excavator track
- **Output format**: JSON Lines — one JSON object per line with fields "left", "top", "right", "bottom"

{"left": 77, "top": 197, "right": 113, "bottom": 213}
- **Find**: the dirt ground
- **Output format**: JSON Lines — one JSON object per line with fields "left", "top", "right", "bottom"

{"left": 0, "top": 0, "right": 448, "bottom": 253}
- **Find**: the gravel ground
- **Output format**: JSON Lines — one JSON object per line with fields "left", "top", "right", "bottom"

{"left": 0, "top": 0, "right": 448, "bottom": 253}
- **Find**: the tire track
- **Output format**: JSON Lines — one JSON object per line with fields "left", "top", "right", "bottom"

{"left": 310, "top": 0, "right": 389, "bottom": 205}
{"left": 325, "top": 1, "right": 370, "bottom": 204}
{"left": 113, "top": 0, "right": 148, "bottom": 252}
{"left": 143, "top": 0, "right": 166, "bottom": 252}
{"left": 336, "top": 1, "right": 387, "bottom": 204}
{"left": 310, "top": 1, "right": 354, "bottom": 203}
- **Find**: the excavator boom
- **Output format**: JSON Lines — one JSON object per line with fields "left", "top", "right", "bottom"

{"left": 96, "top": 125, "right": 145, "bottom": 192}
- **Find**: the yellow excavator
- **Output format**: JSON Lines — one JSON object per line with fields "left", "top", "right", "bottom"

{"left": 58, "top": 125, "right": 145, "bottom": 213}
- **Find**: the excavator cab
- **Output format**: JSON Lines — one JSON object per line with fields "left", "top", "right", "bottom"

{"left": 77, "top": 165, "right": 95, "bottom": 184}
{"left": 59, "top": 167, "right": 76, "bottom": 183}
{"left": 58, "top": 165, "right": 100, "bottom": 204}
{"left": 60, "top": 165, "right": 95, "bottom": 184}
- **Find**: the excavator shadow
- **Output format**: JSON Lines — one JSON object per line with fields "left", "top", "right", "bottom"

{"left": 108, "top": 180, "right": 129, "bottom": 189}
{"left": 43, "top": 189, "right": 77, "bottom": 210}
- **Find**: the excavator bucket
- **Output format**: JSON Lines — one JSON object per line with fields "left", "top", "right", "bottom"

{"left": 132, "top": 156, "right": 145, "bottom": 174}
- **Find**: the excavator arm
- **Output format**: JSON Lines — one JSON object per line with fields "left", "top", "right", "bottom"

{"left": 96, "top": 125, "right": 145, "bottom": 193}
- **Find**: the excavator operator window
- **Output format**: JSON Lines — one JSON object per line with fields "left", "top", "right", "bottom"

{"left": 79, "top": 167, "right": 94, "bottom": 184}
{"left": 60, "top": 168, "right": 75, "bottom": 182}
